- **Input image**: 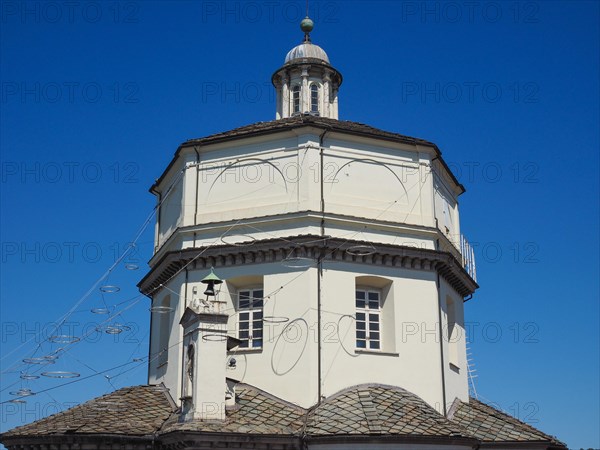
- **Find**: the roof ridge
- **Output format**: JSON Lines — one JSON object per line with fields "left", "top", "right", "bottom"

{"left": 317, "top": 382, "right": 412, "bottom": 404}
{"left": 446, "top": 396, "right": 462, "bottom": 420}
{"left": 357, "top": 388, "right": 382, "bottom": 434}
{"left": 182, "top": 115, "right": 435, "bottom": 147}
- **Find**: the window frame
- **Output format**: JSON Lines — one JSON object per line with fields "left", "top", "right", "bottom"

{"left": 310, "top": 83, "right": 319, "bottom": 114}
{"left": 355, "top": 287, "right": 382, "bottom": 351}
{"left": 237, "top": 287, "right": 264, "bottom": 349}
{"left": 292, "top": 85, "right": 301, "bottom": 114}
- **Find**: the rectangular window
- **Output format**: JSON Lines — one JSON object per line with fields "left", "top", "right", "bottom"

{"left": 292, "top": 86, "right": 300, "bottom": 114}
{"left": 356, "top": 289, "right": 381, "bottom": 350}
{"left": 310, "top": 85, "right": 319, "bottom": 113}
{"left": 238, "top": 288, "right": 263, "bottom": 349}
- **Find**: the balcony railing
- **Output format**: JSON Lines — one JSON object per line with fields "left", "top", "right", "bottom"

{"left": 436, "top": 222, "right": 477, "bottom": 284}
{"left": 460, "top": 234, "right": 477, "bottom": 283}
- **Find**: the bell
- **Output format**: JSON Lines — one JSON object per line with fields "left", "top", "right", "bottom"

{"left": 201, "top": 268, "right": 222, "bottom": 297}
{"left": 203, "top": 283, "right": 215, "bottom": 297}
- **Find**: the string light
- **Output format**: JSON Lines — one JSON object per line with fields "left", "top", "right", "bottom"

{"left": 2, "top": 138, "right": 436, "bottom": 414}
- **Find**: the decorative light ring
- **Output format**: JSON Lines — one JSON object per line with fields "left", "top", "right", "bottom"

{"left": 281, "top": 257, "right": 316, "bottom": 268}
{"left": 201, "top": 333, "right": 228, "bottom": 342}
{"left": 99, "top": 285, "right": 120, "bottom": 293}
{"left": 10, "top": 389, "right": 34, "bottom": 396}
{"left": 9, "top": 399, "right": 27, "bottom": 404}
{"left": 263, "top": 316, "right": 290, "bottom": 324}
{"left": 220, "top": 234, "right": 256, "bottom": 247}
{"left": 105, "top": 324, "right": 131, "bottom": 335}
{"left": 345, "top": 245, "right": 377, "bottom": 256}
{"left": 124, "top": 263, "right": 139, "bottom": 270}
{"left": 20, "top": 373, "right": 40, "bottom": 380}
{"left": 91, "top": 307, "right": 113, "bottom": 314}
{"left": 49, "top": 335, "right": 80, "bottom": 344}
{"left": 270, "top": 318, "right": 309, "bottom": 376}
{"left": 41, "top": 371, "right": 80, "bottom": 379}
{"left": 23, "top": 357, "right": 55, "bottom": 365}
{"left": 149, "top": 306, "right": 175, "bottom": 314}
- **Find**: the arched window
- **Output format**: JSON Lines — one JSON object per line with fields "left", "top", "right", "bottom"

{"left": 310, "top": 84, "right": 319, "bottom": 114}
{"left": 292, "top": 86, "right": 301, "bottom": 114}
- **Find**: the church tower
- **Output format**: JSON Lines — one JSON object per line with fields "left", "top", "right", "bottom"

{"left": 272, "top": 18, "right": 342, "bottom": 119}
{"left": 140, "top": 17, "right": 477, "bottom": 415}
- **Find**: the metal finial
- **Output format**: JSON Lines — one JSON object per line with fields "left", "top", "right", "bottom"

{"left": 300, "top": 16, "right": 314, "bottom": 42}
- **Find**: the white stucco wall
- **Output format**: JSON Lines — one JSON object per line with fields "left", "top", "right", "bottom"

{"left": 148, "top": 261, "right": 469, "bottom": 411}
{"left": 319, "top": 262, "right": 445, "bottom": 411}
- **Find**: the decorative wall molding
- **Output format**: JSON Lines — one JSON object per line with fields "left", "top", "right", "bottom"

{"left": 139, "top": 234, "right": 478, "bottom": 298}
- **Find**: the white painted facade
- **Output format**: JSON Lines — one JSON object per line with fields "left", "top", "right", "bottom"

{"left": 143, "top": 27, "right": 477, "bottom": 420}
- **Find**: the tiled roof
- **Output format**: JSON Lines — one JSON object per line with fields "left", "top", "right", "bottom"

{"left": 449, "top": 398, "right": 566, "bottom": 447}
{"left": 305, "top": 384, "right": 469, "bottom": 438}
{"left": 159, "top": 384, "right": 305, "bottom": 436}
{"left": 183, "top": 115, "right": 436, "bottom": 148}
{"left": 1, "top": 385, "right": 174, "bottom": 439}
{"left": 1, "top": 383, "right": 566, "bottom": 449}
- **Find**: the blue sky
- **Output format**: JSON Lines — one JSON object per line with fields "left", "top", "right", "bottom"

{"left": 1, "top": 0, "right": 598, "bottom": 447}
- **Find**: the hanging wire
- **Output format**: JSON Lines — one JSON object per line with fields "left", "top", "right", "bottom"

{"left": 2, "top": 149, "right": 438, "bottom": 408}
{"left": 1, "top": 168, "right": 187, "bottom": 370}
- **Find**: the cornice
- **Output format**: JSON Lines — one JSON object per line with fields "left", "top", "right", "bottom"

{"left": 138, "top": 235, "right": 478, "bottom": 298}
{"left": 149, "top": 210, "right": 444, "bottom": 267}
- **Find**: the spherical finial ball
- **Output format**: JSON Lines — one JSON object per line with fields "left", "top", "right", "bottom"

{"left": 300, "top": 17, "right": 314, "bottom": 33}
